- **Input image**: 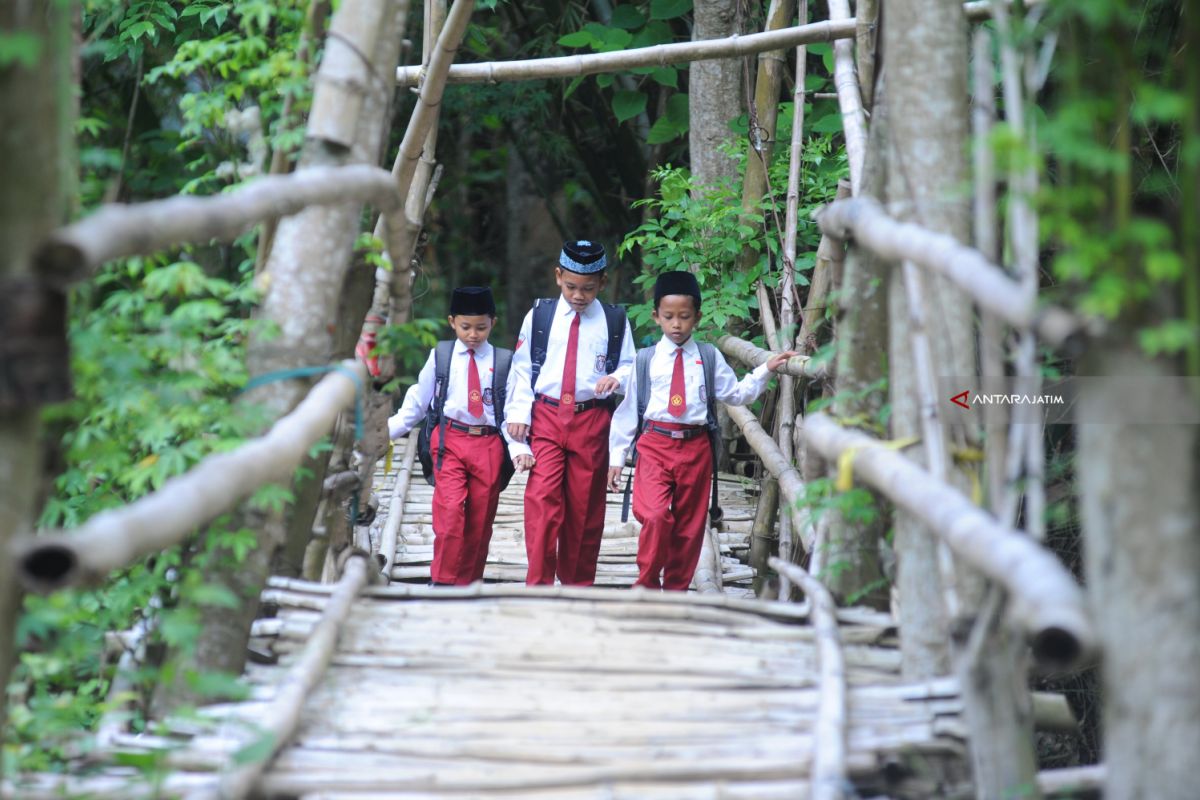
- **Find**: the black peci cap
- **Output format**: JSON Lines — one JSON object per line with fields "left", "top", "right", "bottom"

{"left": 653, "top": 270, "right": 702, "bottom": 308}
{"left": 558, "top": 240, "right": 607, "bottom": 274}
{"left": 449, "top": 286, "right": 496, "bottom": 316}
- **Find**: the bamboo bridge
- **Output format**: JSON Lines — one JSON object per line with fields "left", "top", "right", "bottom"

{"left": 8, "top": 444, "right": 1101, "bottom": 800}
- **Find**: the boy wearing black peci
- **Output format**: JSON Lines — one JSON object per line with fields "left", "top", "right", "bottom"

{"left": 506, "top": 240, "right": 635, "bottom": 586}
{"left": 607, "top": 271, "right": 796, "bottom": 590}
{"left": 387, "top": 286, "right": 522, "bottom": 585}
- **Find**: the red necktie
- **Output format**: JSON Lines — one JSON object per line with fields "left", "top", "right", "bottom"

{"left": 668, "top": 347, "right": 687, "bottom": 417}
{"left": 467, "top": 348, "right": 484, "bottom": 418}
{"left": 560, "top": 312, "right": 581, "bottom": 418}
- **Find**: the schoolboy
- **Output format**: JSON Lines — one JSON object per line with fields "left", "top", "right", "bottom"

{"left": 506, "top": 240, "right": 635, "bottom": 586}
{"left": 607, "top": 271, "right": 796, "bottom": 591}
{"left": 387, "top": 286, "right": 521, "bottom": 585}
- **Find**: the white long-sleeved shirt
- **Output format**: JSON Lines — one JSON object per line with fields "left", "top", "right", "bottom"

{"left": 387, "top": 339, "right": 524, "bottom": 457}
{"left": 504, "top": 295, "right": 636, "bottom": 433}
{"left": 608, "top": 336, "right": 772, "bottom": 466}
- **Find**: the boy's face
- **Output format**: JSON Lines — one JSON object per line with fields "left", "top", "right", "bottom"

{"left": 555, "top": 267, "right": 606, "bottom": 313}
{"left": 652, "top": 294, "right": 700, "bottom": 346}
{"left": 447, "top": 314, "right": 495, "bottom": 349}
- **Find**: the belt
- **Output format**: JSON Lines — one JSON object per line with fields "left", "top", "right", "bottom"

{"left": 447, "top": 420, "right": 499, "bottom": 436}
{"left": 535, "top": 393, "right": 613, "bottom": 413}
{"left": 643, "top": 422, "right": 708, "bottom": 440}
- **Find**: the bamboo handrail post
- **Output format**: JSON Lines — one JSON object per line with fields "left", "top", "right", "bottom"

{"left": 724, "top": 404, "right": 813, "bottom": 557}
{"left": 12, "top": 361, "right": 369, "bottom": 592}
{"left": 216, "top": 554, "right": 371, "bottom": 798}
{"left": 826, "top": 0, "right": 866, "bottom": 193}
{"left": 377, "top": 431, "right": 419, "bottom": 580}
{"left": 800, "top": 411, "right": 1094, "bottom": 669}
{"left": 770, "top": 557, "right": 847, "bottom": 800}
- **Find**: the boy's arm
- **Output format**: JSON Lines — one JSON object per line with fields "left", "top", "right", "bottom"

{"left": 608, "top": 365, "right": 638, "bottom": 467}
{"left": 387, "top": 350, "right": 437, "bottom": 439}
{"left": 611, "top": 316, "right": 636, "bottom": 388}
{"left": 505, "top": 309, "right": 536, "bottom": 427}
{"left": 502, "top": 355, "right": 533, "bottom": 460}
{"left": 712, "top": 351, "right": 773, "bottom": 407}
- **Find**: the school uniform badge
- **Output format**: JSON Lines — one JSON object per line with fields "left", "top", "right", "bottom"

{"left": 699, "top": 384, "right": 707, "bottom": 402}
{"left": 483, "top": 387, "right": 494, "bottom": 406}
{"left": 670, "top": 394, "right": 684, "bottom": 408}
{"left": 594, "top": 353, "right": 607, "bottom": 373}
{"left": 469, "top": 389, "right": 483, "bottom": 405}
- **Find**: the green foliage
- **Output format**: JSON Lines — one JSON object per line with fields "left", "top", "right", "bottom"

{"left": 619, "top": 109, "right": 847, "bottom": 342}
{"left": 1038, "top": 0, "right": 1198, "bottom": 367}
{"left": 0, "top": 31, "right": 43, "bottom": 68}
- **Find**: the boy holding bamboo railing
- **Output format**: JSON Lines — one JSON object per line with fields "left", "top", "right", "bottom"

{"left": 607, "top": 271, "right": 796, "bottom": 590}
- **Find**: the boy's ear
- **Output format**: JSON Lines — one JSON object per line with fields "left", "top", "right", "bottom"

{"left": 446, "top": 315, "right": 455, "bottom": 327}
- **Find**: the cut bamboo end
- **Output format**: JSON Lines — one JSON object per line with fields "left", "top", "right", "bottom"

{"left": 14, "top": 537, "right": 83, "bottom": 593}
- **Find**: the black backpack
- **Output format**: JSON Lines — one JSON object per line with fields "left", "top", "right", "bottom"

{"left": 528, "top": 298, "right": 627, "bottom": 392}
{"left": 621, "top": 343, "right": 724, "bottom": 526}
{"left": 417, "top": 341, "right": 516, "bottom": 491}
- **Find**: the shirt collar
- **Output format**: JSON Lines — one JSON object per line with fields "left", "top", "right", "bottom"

{"left": 556, "top": 296, "right": 600, "bottom": 318}
{"left": 655, "top": 335, "right": 697, "bottom": 356}
{"left": 453, "top": 339, "right": 492, "bottom": 357}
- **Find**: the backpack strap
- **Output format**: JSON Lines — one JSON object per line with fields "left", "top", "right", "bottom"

{"left": 528, "top": 298, "right": 556, "bottom": 390}
{"left": 601, "top": 302, "right": 626, "bottom": 373}
{"left": 697, "top": 343, "right": 724, "bottom": 526}
{"left": 432, "top": 340, "right": 455, "bottom": 472}
{"left": 492, "top": 346, "right": 513, "bottom": 429}
{"left": 621, "top": 348, "right": 655, "bottom": 523}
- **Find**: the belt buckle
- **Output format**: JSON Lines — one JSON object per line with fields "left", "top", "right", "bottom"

{"left": 469, "top": 425, "right": 483, "bottom": 435}
{"left": 670, "top": 429, "right": 685, "bottom": 439}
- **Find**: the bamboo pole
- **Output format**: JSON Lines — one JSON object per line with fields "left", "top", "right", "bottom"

{"left": 826, "top": 0, "right": 866, "bottom": 194}
{"left": 724, "top": 404, "right": 813, "bottom": 556}
{"left": 217, "top": 554, "right": 371, "bottom": 799}
{"left": 35, "top": 166, "right": 406, "bottom": 282}
{"left": 1037, "top": 764, "right": 1106, "bottom": 797}
{"left": 770, "top": 558, "right": 846, "bottom": 800}
{"left": 392, "top": 2, "right": 1023, "bottom": 87}
{"left": 816, "top": 196, "right": 1088, "bottom": 346}
{"left": 11, "top": 361, "right": 368, "bottom": 592}
{"left": 396, "top": 20, "right": 857, "bottom": 86}
{"left": 797, "top": 180, "right": 851, "bottom": 352}
{"left": 377, "top": 430, "right": 418, "bottom": 578}
{"left": 386, "top": 0, "right": 475, "bottom": 302}
{"left": 715, "top": 335, "right": 826, "bottom": 380}
{"left": 800, "top": 412, "right": 1093, "bottom": 668}
{"left": 855, "top": 0, "right": 879, "bottom": 111}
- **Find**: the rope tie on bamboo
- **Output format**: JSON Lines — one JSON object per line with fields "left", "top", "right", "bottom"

{"left": 835, "top": 436, "right": 920, "bottom": 492}
{"left": 243, "top": 364, "right": 366, "bottom": 523}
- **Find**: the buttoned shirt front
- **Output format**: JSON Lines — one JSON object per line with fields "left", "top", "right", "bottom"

{"left": 388, "top": 340, "right": 523, "bottom": 456}
{"left": 505, "top": 296, "right": 636, "bottom": 433}
{"left": 608, "top": 336, "right": 771, "bottom": 466}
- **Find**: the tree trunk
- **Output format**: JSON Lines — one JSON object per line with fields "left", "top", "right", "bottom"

{"left": 1078, "top": 345, "right": 1200, "bottom": 800}
{"left": 820, "top": 95, "right": 889, "bottom": 610}
{"left": 0, "top": 0, "right": 73, "bottom": 764}
{"left": 158, "top": 0, "right": 408, "bottom": 711}
{"left": 688, "top": 0, "right": 744, "bottom": 188}
{"left": 882, "top": 0, "right": 973, "bottom": 679}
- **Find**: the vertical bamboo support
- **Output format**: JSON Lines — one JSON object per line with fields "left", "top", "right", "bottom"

{"left": 826, "top": 0, "right": 866, "bottom": 193}
{"left": 378, "top": 431, "right": 419, "bottom": 580}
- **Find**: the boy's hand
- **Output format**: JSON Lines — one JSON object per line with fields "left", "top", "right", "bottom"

{"left": 514, "top": 454, "right": 535, "bottom": 472}
{"left": 765, "top": 350, "right": 801, "bottom": 372}
{"left": 607, "top": 466, "right": 624, "bottom": 492}
{"left": 594, "top": 375, "right": 621, "bottom": 397}
{"left": 507, "top": 422, "right": 529, "bottom": 442}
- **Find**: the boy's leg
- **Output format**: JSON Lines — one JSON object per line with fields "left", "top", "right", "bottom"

{"left": 558, "top": 406, "right": 614, "bottom": 586}
{"left": 630, "top": 433, "right": 676, "bottom": 589}
{"left": 429, "top": 428, "right": 472, "bottom": 584}
{"left": 523, "top": 402, "right": 567, "bottom": 585}
{"left": 661, "top": 438, "right": 714, "bottom": 591}
{"left": 463, "top": 433, "right": 505, "bottom": 583}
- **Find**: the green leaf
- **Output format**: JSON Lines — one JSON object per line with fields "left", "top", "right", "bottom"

{"left": 0, "top": 32, "right": 43, "bottom": 69}
{"left": 557, "top": 30, "right": 596, "bottom": 48}
{"left": 609, "top": 5, "right": 646, "bottom": 29}
{"left": 650, "top": 0, "right": 693, "bottom": 20}
{"left": 187, "top": 583, "right": 241, "bottom": 609}
{"left": 650, "top": 67, "right": 678, "bottom": 88}
{"left": 611, "top": 89, "right": 647, "bottom": 123}
{"left": 234, "top": 730, "right": 277, "bottom": 765}
{"left": 563, "top": 75, "right": 585, "bottom": 100}
{"left": 631, "top": 20, "right": 674, "bottom": 48}
{"left": 811, "top": 112, "right": 844, "bottom": 133}
{"left": 597, "top": 73, "right": 614, "bottom": 89}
